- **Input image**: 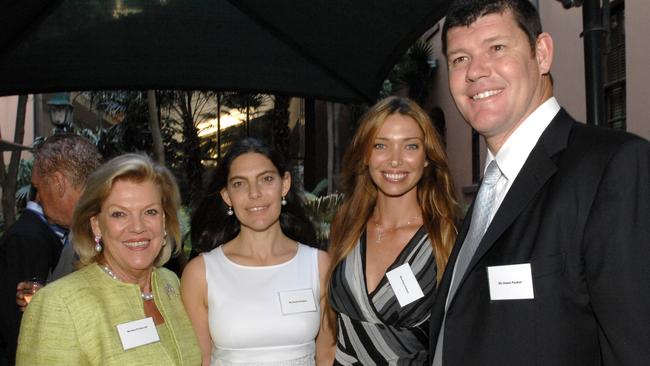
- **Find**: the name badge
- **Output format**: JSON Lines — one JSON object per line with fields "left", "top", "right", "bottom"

{"left": 278, "top": 289, "right": 317, "bottom": 315}
{"left": 116, "top": 317, "right": 160, "bottom": 350}
{"left": 386, "top": 263, "right": 424, "bottom": 307}
{"left": 487, "top": 263, "right": 535, "bottom": 300}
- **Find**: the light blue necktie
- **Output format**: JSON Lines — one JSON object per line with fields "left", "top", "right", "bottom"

{"left": 432, "top": 160, "right": 505, "bottom": 366}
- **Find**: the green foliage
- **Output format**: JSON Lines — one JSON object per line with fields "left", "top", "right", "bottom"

{"left": 178, "top": 205, "right": 193, "bottom": 258}
{"left": 84, "top": 90, "right": 205, "bottom": 205}
{"left": 381, "top": 40, "right": 435, "bottom": 105}
{"left": 14, "top": 159, "right": 33, "bottom": 212}
{"left": 303, "top": 193, "right": 344, "bottom": 246}
{"left": 84, "top": 91, "right": 154, "bottom": 159}
{"left": 222, "top": 92, "right": 271, "bottom": 112}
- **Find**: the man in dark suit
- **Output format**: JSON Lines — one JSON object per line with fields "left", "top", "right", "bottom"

{"left": 0, "top": 134, "right": 101, "bottom": 365}
{"left": 0, "top": 200, "right": 63, "bottom": 365}
{"left": 430, "top": 0, "right": 650, "bottom": 365}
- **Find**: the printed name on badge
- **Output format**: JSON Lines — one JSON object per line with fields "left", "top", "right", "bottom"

{"left": 278, "top": 288, "right": 317, "bottom": 314}
{"left": 116, "top": 317, "right": 160, "bottom": 350}
{"left": 487, "top": 263, "right": 535, "bottom": 300}
{"left": 386, "top": 263, "right": 425, "bottom": 307}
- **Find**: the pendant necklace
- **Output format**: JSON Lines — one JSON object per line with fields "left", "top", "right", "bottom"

{"left": 100, "top": 265, "right": 154, "bottom": 301}
{"left": 373, "top": 214, "right": 420, "bottom": 243}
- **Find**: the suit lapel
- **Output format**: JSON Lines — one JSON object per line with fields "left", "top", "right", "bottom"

{"left": 460, "top": 109, "right": 574, "bottom": 291}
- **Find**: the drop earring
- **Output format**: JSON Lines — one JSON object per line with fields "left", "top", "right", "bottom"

{"left": 94, "top": 235, "right": 102, "bottom": 253}
{"left": 227, "top": 206, "right": 234, "bottom": 216}
{"left": 281, "top": 196, "right": 287, "bottom": 206}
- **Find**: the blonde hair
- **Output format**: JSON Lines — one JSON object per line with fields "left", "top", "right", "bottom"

{"left": 71, "top": 153, "right": 182, "bottom": 268}
{"left": 326, "top": 96, "right": 460, "bottom": 325}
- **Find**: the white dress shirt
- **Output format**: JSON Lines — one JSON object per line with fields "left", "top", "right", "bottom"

{"left": 484, "top": 97, "right": 561, "bottom": 223}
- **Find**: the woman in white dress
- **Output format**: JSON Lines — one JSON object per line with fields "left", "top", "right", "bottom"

{"left": 181, "top": 138, "right": 334, "bottom": 366}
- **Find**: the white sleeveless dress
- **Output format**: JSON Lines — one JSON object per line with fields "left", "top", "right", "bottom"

{"left": 204, "top": 243, "right": 321, "bottom": 366}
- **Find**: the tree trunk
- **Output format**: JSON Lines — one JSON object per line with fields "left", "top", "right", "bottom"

{"left": 216, "top": 94, "right": 222, "bottom": 162}
{"left": 179, "top": 92, "right": 203, "bottom": 206}
{"left": 326, "top": 102, "right": 336, "bottom": 194}
{"left": 272, "top": 96, "right": 291, "bottom": 162}
{"left": 1, "top": 95, "right": 28, "bottom": 226}
{"left": 147, "top": 90, "right": 165, "bottom": 165}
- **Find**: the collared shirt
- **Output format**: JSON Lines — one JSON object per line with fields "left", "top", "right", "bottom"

{"left": 25, "top": 201, "right": 68, "bottom": 245}
{"left": 25, "top": 200, "right": 46, "bottom": 220}
{"left": 485, "top": 97, "right": 561, "bottom": 220}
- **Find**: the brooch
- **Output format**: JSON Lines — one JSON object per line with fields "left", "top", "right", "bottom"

{"left": 165, "top": 283, "right": 178, "bottom": 298}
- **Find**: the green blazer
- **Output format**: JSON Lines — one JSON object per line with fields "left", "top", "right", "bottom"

{"left": 16, "top": 264, "right": 200, "bottom": 365}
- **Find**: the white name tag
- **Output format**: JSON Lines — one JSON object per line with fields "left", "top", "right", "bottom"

{"left": 278, "top": 289, "right": 317, "bottom": 314}
{"left": 487, "top": 263, "right": 535, "bottom": 300}
{"left": 116, "top": 317, "right": 160, "bottom": 350}
{"left": 386, "top": 263, "right": 424, "bottom": 307}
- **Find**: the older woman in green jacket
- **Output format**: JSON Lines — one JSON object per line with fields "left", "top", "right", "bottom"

{"left": 16, "top": 154, "right": 200, "bottom": 365}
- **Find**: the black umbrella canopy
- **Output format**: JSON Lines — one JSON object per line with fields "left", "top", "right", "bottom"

{"left": 0, "top": 0, "right": 449, "bottom": 103}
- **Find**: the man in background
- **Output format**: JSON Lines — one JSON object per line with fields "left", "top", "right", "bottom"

{"left": 430, "top": 0, "right": 650, "bottom": 365}
{"left": 0, "top": 134, "right": 101, "bottom": 365}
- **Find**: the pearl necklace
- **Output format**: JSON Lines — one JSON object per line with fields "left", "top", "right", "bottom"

{"left": 100, "top": 265, "right": 154, "bottom": 301}
{"left": 373, "top": 214, "right": 420, "bottom": 243}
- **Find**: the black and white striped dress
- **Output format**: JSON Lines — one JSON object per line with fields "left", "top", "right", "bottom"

{"left": 329, "top": 227, "right": 437, "bottom": 365}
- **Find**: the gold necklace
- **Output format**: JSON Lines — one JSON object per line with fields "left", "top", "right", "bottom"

{"left": 373, "top": 214, "right": 420, "bottom": 243}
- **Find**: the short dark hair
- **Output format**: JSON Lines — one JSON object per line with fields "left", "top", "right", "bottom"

{"left": 33, "top": 134, "right": 102, "bottom": 188}
{"left": 442, "top": 0, "right": 542, "bottom": 56}
{"left": 191, "top": 138, "right": 316, "bottom": 253}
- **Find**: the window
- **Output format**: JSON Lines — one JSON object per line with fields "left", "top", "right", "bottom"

{"left": 604, "top": 0, "right": 625, "bottom": 130}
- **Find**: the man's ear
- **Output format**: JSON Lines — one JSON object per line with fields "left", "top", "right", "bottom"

{"left": 51, "top": 171, "right": 67, "bottom": 198}
{"left": 535, "top": 32, "right": 554, "bottom": 75}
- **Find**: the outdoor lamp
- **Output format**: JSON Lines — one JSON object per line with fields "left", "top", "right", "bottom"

{"left": 47, "top": 92, "right": 74, "bottom": 132}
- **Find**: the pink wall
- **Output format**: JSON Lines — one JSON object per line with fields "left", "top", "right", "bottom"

{"left": 626, "top": 0, "right": 650, "bottom": 140}
{"left": 0, "top": 95, "right": 34, "bottom": 164}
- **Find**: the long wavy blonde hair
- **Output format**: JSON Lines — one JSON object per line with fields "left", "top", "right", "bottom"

{"left": 325, "top": 96, "right": 460, "bottom": 325}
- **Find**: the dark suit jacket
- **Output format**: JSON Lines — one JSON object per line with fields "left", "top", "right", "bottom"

{"left": 429, "top": 109, "right": 650, "bottom": 365}
{"left": 0, "top": 209, "right": 62, "bottom": 364}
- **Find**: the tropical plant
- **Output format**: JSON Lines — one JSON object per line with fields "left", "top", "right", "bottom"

{"left": 83, "top": 90, "right": 154, "bottom": 159}
{"left": 14, "top": 159, "right": 33, "bottom": 212}
{"left": 381, "top": 40, "right": 435, "bottom": 105}
{"left": 85, "top": 90, "right": 212, "bottom": 206}
{"left": 158, "top": 90, "right": 215, "bottom": 205}
{"left": 303, "top": 192, "right": 344, "bottom": 249}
